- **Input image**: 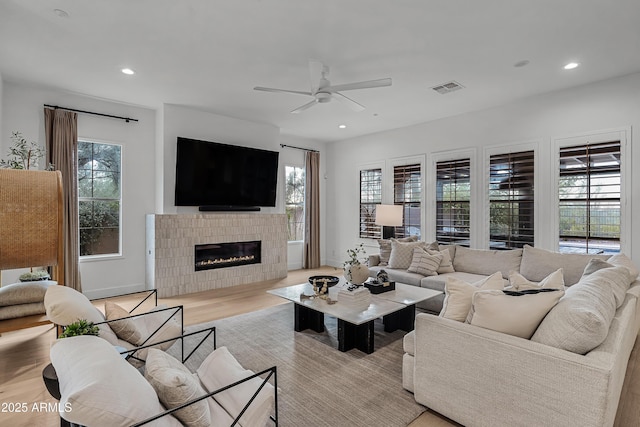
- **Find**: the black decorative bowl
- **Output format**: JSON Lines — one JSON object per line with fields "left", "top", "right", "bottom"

{"left": 308, "top": 275, "right": 340, "bottom": 288}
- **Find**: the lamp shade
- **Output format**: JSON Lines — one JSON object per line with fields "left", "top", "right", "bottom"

{"left": 375, "top": 204, "right": 403, "bottom": 226}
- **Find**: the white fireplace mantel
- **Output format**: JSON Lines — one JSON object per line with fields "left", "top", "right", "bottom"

{"left": 146, "top": 213, "right": 288, "bottom": 297}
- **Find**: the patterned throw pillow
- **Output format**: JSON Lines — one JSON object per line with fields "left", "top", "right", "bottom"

{"left": 407, "top": 247, "right": 443, "bottom": 276}
{"left": 377, "top": 236, "right": 418, "bottom": 266}
{"left": 388, "top": 240, "right": 427, "bottom": 269}
{"left": 428, "top": 249, "right": 455, "bottom": 273}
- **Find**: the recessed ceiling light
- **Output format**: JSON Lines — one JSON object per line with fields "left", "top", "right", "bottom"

{"left": 338, "top": 124, "right": 347, "bottom": 129}
{"left": 563, "top": 62, "right": 580, "bottom": 70}
{"left": 121, "top": 68, "right": 135, "bottom": 75}
{"left": 53, "top": 9, "right": 69, "bottom": 18}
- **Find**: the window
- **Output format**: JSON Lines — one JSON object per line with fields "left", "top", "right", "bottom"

{"left": 285, "top": 165, "right": 305, "bottom": 241}
{"left": 558, "top": 141, "right": 620, "bottom": 254}
{"left": 436, "top": 159, "right": 470, "bottom": 246}
{"left": 360, "top": 168, "right": 382, "bottom": 239}
{"left": 489, "top": 150, "right": 534, "bottom": 249}
{"left": 78, "top": 141, "right": 122, "bottom": 257}
{"left": 393, "top": 164, "right": 421, "bottom": 238}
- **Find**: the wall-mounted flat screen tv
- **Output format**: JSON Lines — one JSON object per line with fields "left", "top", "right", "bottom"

{"left": 174, "top": 137, "right": 279, "bottom": 208}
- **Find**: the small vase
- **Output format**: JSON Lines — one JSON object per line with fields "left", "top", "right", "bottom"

{"left": 344, "top": 263, "right": 370, "bottom": 285}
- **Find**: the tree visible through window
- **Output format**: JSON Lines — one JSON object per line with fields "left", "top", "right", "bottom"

{"left": 436, "top": 159, "right": 470, "bottom": 246}
{"left": 558, "top": 141, "right": 620, "bottom": 254}
{"left": 360, "top": 168, "right": 382, "bottom": 239}
{"left": 285, "top": 166, "right": 305, "bottom": 241}
{"left": 489, "top": 150, "right": 534, "bottom": 249}
{"left": 393, "top": 164, "right": 421, "bottom": 238}
{"left": 78, "top": 141, "right": 122, "bottom": 257}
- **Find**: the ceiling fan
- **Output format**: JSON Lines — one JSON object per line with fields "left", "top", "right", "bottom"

{"left": 254, "top": 61, "right": 392, "bottom": 114}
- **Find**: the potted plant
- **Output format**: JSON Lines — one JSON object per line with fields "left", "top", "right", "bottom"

{"left": 343, "top": 243, "right": 369, "bottom": 285}
{"left": 0, "top": 131, "right": 53, "bottom": 170}
{"left": 19, "top": 270, "right": 51, "bottom": 282}
{"left": 59, "top": 319, "right": 100, "bottom": 339}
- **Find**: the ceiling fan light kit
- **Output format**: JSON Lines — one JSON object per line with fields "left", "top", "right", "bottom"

{"left": 254, "top": 61, "right": 392, "bottom": 114}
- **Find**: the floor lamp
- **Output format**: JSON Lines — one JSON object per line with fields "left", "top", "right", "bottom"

{"left": 375, "top": 204, "right": 403, "bottom": 239}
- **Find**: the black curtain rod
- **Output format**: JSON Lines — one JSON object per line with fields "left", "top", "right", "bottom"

{"left": 280, "top": 144, "right": 318, "bottom": 153}
{"left": 44, "top": 104, "right": 138, "bottom": 123}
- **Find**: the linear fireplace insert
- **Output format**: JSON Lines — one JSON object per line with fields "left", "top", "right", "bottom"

{"left": 195, "top": 241, "right": 261, "bottom": 271}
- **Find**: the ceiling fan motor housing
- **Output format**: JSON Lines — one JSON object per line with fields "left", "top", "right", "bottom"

{"left": 316, "top": 92, "right": 332, "bottom": 103}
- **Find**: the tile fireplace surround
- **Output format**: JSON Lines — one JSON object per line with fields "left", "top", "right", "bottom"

{"left": 146, "top": 213, "right": 288, "bottom": 297}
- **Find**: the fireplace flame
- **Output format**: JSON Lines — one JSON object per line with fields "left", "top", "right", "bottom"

{"left": 196, "top": 255, "right": 256, "bottom": 267}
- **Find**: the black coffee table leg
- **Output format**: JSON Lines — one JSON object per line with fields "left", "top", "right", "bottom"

{"left": 337, "top": 319, "right": 374, "bottom": 354}
{"left": 294, "top": 304, "right": 324, "bottom": 333}
{"left": 383, "top": 304, "right": 416, "bottom": 332}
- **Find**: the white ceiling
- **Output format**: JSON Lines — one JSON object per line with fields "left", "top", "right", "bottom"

{"left": 1, "top": 0, "right": 639, "bottom": 142}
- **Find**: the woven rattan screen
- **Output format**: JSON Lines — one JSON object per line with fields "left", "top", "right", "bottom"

{"left": 0, "top": 169, "right": 63, "bottom": 273}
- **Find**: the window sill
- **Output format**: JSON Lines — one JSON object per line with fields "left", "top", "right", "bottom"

{"left": 80, "top": 254, "right": 124, "bottom": 263}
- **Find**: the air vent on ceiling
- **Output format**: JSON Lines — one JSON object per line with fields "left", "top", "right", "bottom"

{"left": 431, "top": 81, "right": 464, "bottom": 95}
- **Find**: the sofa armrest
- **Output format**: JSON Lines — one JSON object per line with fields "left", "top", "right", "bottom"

{"left": 412, "top": 313, "right": 614, "bottom": 427}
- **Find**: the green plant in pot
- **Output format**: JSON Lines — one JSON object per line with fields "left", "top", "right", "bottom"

{"left": 0, "top": 131, "right": 54, "bottom": 170}
{"left": 19, "top": 270, "right": 51, "bottom": 282}
{"left": 59, "top": 319, "right": 100, "bottom": 339}
{"left": 343, "top": 243, "right": 369, "bottom": 285}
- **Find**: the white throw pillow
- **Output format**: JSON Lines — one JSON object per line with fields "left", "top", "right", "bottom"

{"left": 50, "top": 336, "right": 177, "bottom": 427}
{"left": 196, "top": 346, "right": 275, "bottom": 427}
{"left": 377, "top": 236, "right": 418, "bottom": 266}
{"left": 531, "top": 269, "right": 619, "bottom": 354}
{"left": 407, "top": 247, "right": 442, "bottom": 276}
{"left": 428, "top": 249, "right": 455, "bottom": 274}
{"left": 145, "top": 349, "right": 211, "bottom": 427}
{"left": 507, "top": 268, "right": 564, "bottom": 291}
{"left": 439, "top": 272, "right": 504, "bottom": 322}
{"left": 106, "top": 302, "right": 182, "bottom": 358}
{"left": 388, "top": 240, "right": 429, "bottom": 270}
{"left": 469, "top": 289, "right": 564, "bottom": 339}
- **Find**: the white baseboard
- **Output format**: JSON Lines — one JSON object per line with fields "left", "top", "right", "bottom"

{"left": 83, "top": 283, "right": 148, "bottom": 300}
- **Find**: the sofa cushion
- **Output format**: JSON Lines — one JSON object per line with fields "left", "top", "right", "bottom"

{"left": 531, "top": 268, "right": 619, "bottom": 354}
{"left": 145, "top": 349, "right": 211, "bottom": 427}
{"left": 452, "top": 246, "right": 522, "bottom": 279}
{"left": 520, "top": 245, "right": 610, "bottom": 286}
{"left": 428, "top": 248, "right": 455, "bottom": 273}
{"left": 44, "top": 285, "right": 119, "bottom": 345}
{"left": 0, "top": 280, "right": 57, "bottom": 306}
{"left": 469, "top": 289, "right": 564, "bottom": 339}
{"left": 106, "top": 302, "right": 182, "bottom": 358}
{"left": 583, "top": 266, "right": 631, "bottom": 309}
{"left": 420, "top": 272, "right": 496, "bottom": 293}
{"left": 507, "top": 268, "right": 564, "bottom": 291}
{"left": 439, "top": 272, "right": 504, "bottom": 322}
{"left": 377, "top": 236, "right": 419, "bottom": 266}
{"left": 608, "top": 253, "right": 639, "bottom": 282}
{"left": 388, "top": 240, "right": 436, "bottom": 270}
{"left": 197, "top": 346, "right": 274, "bottom": 427}
{"left": 50, "top": 335, "right": 179, "bottom": 427}
{"left": 407, "top": 247, "right": 442, "bottom": 276}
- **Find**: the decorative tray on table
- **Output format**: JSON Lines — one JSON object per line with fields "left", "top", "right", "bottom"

{"left": 364, "top": 279, "right": 395, "bottom": 294}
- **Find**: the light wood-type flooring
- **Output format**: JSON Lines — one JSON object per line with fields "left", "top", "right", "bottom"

{"left": 1, "top": 267, "right": 638, "bottom": 426}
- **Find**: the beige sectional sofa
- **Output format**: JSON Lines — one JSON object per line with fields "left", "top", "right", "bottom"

{"left": 370, "top": 242, "right": 640, "bottom": 427}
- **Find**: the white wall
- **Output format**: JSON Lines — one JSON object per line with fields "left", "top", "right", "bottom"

{"left": 1, "top": 81, "right": 157, "bottom": 298}
{"left": 158, "top": 105, "right": 327, "bottom": 268}
{"left": 326, "top": 72, "right": 640, "bottom": 268}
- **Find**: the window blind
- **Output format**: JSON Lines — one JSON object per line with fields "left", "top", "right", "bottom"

{"left": 558, "top": 141, "right": 620, "bottom": 254}
{"left": 436, "top": 159, "right": 470, "bottom": 246}
{"left": 489, "top": 150, "right": 534, "bottom": 249}
{"left": 393, "top": 163, "right": 421, "bottom": 238}
{"left": 359, "top": 168, "right": 382, "bottom": 239}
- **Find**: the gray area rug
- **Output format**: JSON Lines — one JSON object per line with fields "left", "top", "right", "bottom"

{"left": 170, "top": 303, "right": 425, "bottom": 427}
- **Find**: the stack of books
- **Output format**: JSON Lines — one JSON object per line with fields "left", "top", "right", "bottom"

{"left": 338, "top": 286, "right": 371, "bottom": 306}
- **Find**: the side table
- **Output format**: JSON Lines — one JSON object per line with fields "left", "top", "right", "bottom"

{"left": 42, "top": 363, "right": 71, "bottom": 427}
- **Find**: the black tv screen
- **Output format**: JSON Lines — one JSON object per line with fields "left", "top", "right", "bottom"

{"left": 174, "top": 137, "right": 279, "bottom": 208}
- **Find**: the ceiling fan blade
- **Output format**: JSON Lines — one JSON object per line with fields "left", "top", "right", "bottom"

{"left": 290, "top": 99, "right": 318, "bottom": 114}
{"left": 254, "top": 86, "right": 313, "bottom": 96}
{"left": 308, "top": 60, "right": 324, "bottom": 94}
{"left": 326, "top": 77, "right": 392, "bottom": 93}
{"left": 333, "top": 92, "right": 365, "bottom": 112}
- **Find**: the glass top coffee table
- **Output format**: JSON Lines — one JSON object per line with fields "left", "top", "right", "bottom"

{"left": 267, "top": 283, "right": 441, "bottom": 354}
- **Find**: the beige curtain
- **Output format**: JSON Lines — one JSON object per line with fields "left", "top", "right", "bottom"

{"left": 303, "top": 151, "right": 321, "bottom": 269}
{"left": 44, "top": 108, "right": 82, "bottom": 292}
